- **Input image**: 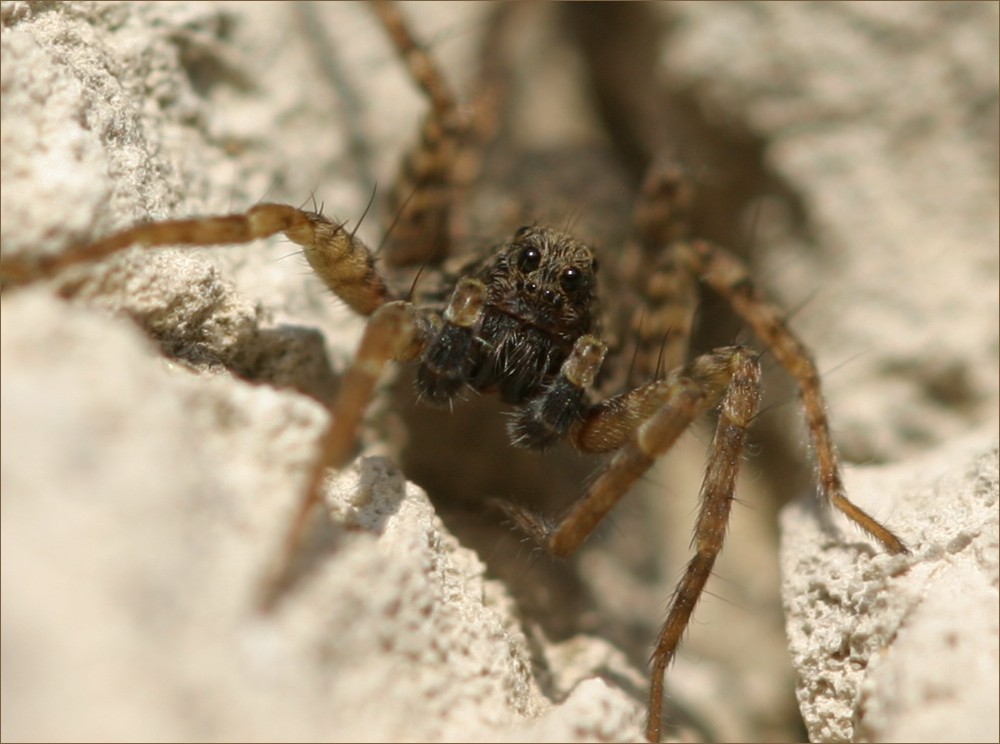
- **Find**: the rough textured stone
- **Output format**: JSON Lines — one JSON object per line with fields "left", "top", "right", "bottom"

{"left": 782, "top": 431, "right": 998, "bottom": 743}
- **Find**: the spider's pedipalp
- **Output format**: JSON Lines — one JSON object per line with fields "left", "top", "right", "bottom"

{"left": 507, "top": 334, "right": 607, "bottom": 450}
{"left": 417, "top": 277, "right": 487, "bottom": 404}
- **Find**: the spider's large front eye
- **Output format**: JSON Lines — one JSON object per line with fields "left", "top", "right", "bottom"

{"left": 560, "top": 266, "right": 584, "bottom": 293}
{"left": 517, "top": 245, "right": 541, "bottom": 273}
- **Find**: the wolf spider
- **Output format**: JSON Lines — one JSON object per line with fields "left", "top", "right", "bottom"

{"left": 0, "top": 3, "right": 910, "bottom": 741}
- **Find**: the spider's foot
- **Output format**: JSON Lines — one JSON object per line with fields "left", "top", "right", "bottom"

{"left": 487, "top": 497, "right": 554, "bottom": 549}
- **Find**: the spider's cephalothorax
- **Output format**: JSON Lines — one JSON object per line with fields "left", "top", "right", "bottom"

{"left": 416, "top": 225, "right": 602, "bottom": 450}
{"left": 418, "top": 226, "right": 599, "bottom": 412}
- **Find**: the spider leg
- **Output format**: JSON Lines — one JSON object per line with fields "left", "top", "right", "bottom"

{"left": 683, "top": 239, "right": 910, "bottom": 556}
{"left": 0, "top": 193, "right": 448, "bottom": 609}
{"left": 370, "top": 1, "right": 465, "bottom": 268}
{"left": 614, "top": 163, "right": 700, "bottom": 387}
{"left": 258, "top": 298, "right": 434, "bottom": 610}
{"left": 371, "top": 1, "right": 513, "bottom": 268}
{"left": 496, "top": 345, "right": 759, "bottom": 555}
{"left": 260, "top": 266, "right": 499, "bottom": 609}
{"left": 497, "top": 343, "right": 761, "bottom": 742}
{"left": 645, "top": 347, "right": 761, "bottom": 743}
{"left": 0, "top": 204, "right": 391, "bottom": 316}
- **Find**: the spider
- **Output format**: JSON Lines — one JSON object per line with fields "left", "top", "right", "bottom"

{"left": 0, "top": 3, "right": 910, "bottom": 741}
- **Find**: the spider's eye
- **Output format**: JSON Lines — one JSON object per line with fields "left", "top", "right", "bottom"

{"left": 517, "top": 245, "right": 542, "bottom": 273}
{"left": 560, "top": 266, "right": 584, "bottom": 293}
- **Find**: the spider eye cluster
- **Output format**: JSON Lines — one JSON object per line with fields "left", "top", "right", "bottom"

{"left": 506, "top": 226, "right": 597, "bottom": 306}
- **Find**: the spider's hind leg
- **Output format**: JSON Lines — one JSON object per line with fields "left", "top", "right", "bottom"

{"left": 370, "top": 1, "right": 469, "bottom": 268}
{"left": 612, "top": 161, "right": 701, "bottom": 389}
{"left": 370, "top": 1, "right": 511, "bottom": 269}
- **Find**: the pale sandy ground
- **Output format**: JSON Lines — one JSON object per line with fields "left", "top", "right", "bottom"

{"left": 2, "top": 3, "right": 997, "bottom": 742}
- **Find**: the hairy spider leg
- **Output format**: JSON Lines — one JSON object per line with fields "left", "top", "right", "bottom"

{"left": 622, "top": 163, "right": 701, "bottom": 385}
{"left": 684, "top": 239, "right": 909, "bottom": 557}
{"left": 0, "top": 204, "right": 390, "bottom": 315}
{"left": 259, "top": 298, "right": 432, "bottom": 610}
{"left": 493, "top": 343, "right": 761, "bottom": 741}
{"left": 261, "top": 273, "right": 495, "bottom": 606}
{"left": 644, "top": 347, "right": 761, "bottom": 743}
{"left": 0, "top": 197, "right": 435, "bottom": 611}
{"left": 371, "top": 2, "right": 515, "bottom": 268}
{"left": 371, "top": 1, "right": 465, "bottom": 268}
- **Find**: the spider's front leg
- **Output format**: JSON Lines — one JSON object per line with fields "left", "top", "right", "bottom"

{"left": 257, "top": 273, "right": 494, "bottom": 610}
{"left": 642, "top": 348, "right": 761, "bottom": 743}
{"left": 0, "top": 204, "right": 388, "bottom": 314}
{"left": 499, "top": 337, "right": 762, "bottom": 742}
{"left": 255, "top": 295, "right": 432, "bottom": 609}
{"left": 0, "top": 197, "right": 440, "bottom": 609}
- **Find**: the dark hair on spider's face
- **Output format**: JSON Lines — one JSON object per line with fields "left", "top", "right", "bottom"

{"left": 480, "top": 225, "right": 599, "bottom": 342}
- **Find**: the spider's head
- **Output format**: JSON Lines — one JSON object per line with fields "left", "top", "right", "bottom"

{"left": 484, "top": 225, "right": 599, "bottom": 341}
